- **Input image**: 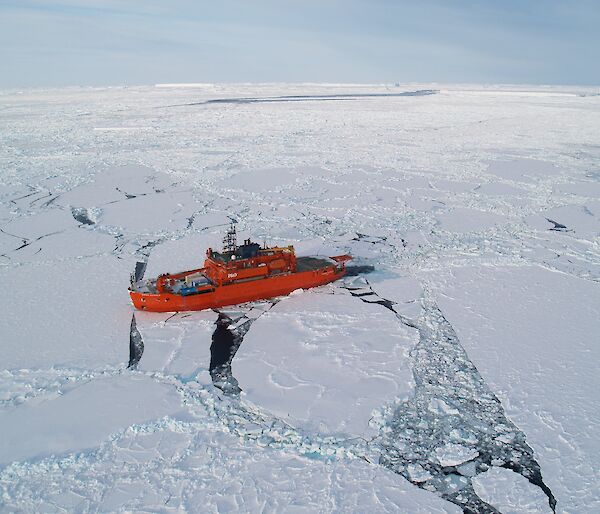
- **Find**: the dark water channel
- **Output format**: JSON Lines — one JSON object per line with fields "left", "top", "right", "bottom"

{"left": 209, "top": 313, "right": 243, "bottom": 394}
{"left": 127, "top": 314, "right": 144, "bottom": 369}
{"left": 344, "top": 264, "right": 375, "bottom": 276}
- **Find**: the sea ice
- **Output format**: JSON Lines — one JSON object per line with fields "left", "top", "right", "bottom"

{"left": 1, "top": 82, "right": 599, "bottom": 512}
{"left": 234, "top": 291, "right": 418, "bottom": 437}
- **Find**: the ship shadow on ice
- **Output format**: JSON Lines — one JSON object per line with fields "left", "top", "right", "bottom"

{"left": 342, "top": 278, "right": 557, "bottom": 514}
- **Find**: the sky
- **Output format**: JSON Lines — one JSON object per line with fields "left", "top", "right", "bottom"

{"left": 0, "top": 0, "right": 599, "bottom": 88}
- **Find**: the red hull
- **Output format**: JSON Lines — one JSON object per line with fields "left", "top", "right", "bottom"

{"left": 130, "top": 265, "right": 346, "bottom": 312}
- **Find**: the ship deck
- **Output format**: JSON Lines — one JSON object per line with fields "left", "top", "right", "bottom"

{"left": 130, "top": 256, "right": 335, "bottom": 295}
{"left": 130, "top": 278, "right": 158, "bottom": 294}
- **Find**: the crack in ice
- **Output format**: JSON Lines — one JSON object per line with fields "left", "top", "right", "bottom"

{"left": 342, "top": 278, "right": 557, "bottom": 513}
{"left": 209, "top": 301, "right": 280, "bottom": 394}
{"left": 127, "top": 314, "right": 144, "bottom": 370}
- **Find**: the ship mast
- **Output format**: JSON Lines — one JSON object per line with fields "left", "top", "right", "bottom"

{"left": 222, "top": 220, "right": 237, "bottom": 253}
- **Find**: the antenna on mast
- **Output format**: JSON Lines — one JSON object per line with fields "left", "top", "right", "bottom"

{"left": 223, "top": 218, "right": 237, "bottom": 253}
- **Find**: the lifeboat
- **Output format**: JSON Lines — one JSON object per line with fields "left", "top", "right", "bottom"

{"left": 129, "top": 224, "right": 351, "bottom": 312}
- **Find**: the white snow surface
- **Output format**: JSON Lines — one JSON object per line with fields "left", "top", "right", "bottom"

{"left": 234, "top": 290, "right": 418, "bottom": 437}
{"left": 0, "top": 374, "right": 183, "bottom": 466}
{"left": 1, "top": 83, "right": 599, "bottom": 512}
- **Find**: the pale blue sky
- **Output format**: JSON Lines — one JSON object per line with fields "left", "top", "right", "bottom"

{"left": 1, "top": 0, "right": 598, "bottom": 87}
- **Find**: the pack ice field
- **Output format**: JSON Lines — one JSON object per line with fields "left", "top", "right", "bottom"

{"left": 1, "top": 83, "right": 599, "bottom": 513}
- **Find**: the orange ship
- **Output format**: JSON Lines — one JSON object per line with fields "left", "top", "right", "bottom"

{"left": 129, "top": 224, "right": 351, "bottom": 312}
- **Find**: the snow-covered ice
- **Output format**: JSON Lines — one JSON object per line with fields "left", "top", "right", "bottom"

{"left": 0, "top": 374, "right": 183, "bottom": 466}
{"left": 1, "top": 83, "right": 599, "bottom": 512}
{"left": 431, "top": 265, "right": 600, "bottom": 512}
{"left": 234, "top": 290, "right": 418, "bottom": 437}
